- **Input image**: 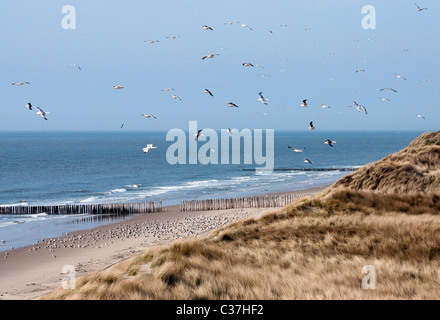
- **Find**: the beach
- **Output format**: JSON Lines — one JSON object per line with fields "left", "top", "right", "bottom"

{"left": 0, "top": 187, "right": 323, "bottom": 300}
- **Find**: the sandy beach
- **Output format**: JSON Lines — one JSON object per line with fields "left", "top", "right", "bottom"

{"left": 0, "top": 187, "right": 323, "bottom": 300}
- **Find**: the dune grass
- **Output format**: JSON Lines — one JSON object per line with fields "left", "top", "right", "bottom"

{"left": 41, "top": 130, "right": 440, "bottom": 300}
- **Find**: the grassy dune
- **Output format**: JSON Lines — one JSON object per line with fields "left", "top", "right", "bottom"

{"left": 42, "top": 131, "right": 440, "bottom": 300}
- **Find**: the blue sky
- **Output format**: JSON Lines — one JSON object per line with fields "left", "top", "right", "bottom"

{"left": 0, "top": 0, "right": 439, "bottom": 131}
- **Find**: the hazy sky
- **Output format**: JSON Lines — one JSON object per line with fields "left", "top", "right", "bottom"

{"left": 1, "top": 0, "right": 439, "bottom": 131}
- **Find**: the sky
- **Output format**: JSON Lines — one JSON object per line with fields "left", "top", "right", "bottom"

{"left": 0, "top": 0, "right": 439, "bottom": 132}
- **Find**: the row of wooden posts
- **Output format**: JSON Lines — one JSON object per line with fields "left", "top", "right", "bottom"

{"left": 179, "top": 193, "right": 311, "bottom": 212}
{"left": 0, "top": 201, "right": 163, "bottom": 216}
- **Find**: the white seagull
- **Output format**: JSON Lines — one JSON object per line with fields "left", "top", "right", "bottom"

{"left": 242, "top": 62, "right": 254, "bottom": 67}
{"left": 204, "top": 89, "right": 214, "bottom": 97}
{"left": 356, "top": 105, "right": 368, "bottom": 114}
{"left": 396, "top": 74, "right": 407, "bottom": 80}
{"left": 415, "top": 4, "right": 428, "bottom": 11}
{"left": 12, "top": 81, "right": 30, "bottom": 86}
{"left": 202, "top": 53, "right": 219, "bottom": 60}
{"left": 417, "top": 114, "right": 426, "bottom": 119}
{"left": 324, "top": 139, "right": 336, "bottom": 147}
{"left": 144, "top": 40, "right": 160, "bottom": 44}
{"left": 241, "top": 24, "right": 253, "bottom": 30}
{"left": 288, "top": 146, "right": 306, "bottom": 153}
{"left": 257, "top": 92, "right": 268, "bottom": 105}
{"left": 161, "top": 88, "right": 175, "bottom": 92}
{"left": 36, "top": 107, "right": 49, "bottom": 121}
{"left": 379, "top": 88, "right": 397, "bottom": 93}
{"left": 170, "top": 94, "right": 182, "bottom": 101}
{"left": 142, "top": 144, "right": 157, "bottom": 154}
{"left": 26, "top": 103, "right": 33, "bottom": 110}
{"left": 71, "top": 64, "right": 81, "bottom": 70}
{"left": 195, "top": 129, "right": 204, "bottom": 141}
{"left": 228, "top": 102, "right": 239, "bottom": 108}
{"left": 202, "top": 25, "right": 213, "bottom": 31}
{"left": 301, "top": 99, "right": 308, "bottom": 107}
{"left": 379, "top": 97, "right": 391, "bottom": 101}
{"left": 321, "top": 104, "right": 331, "bottom": 109}
{"left": 304, "top": 159, "right": 313, "bottom": 164}
{"left": 141, "top": 114, "right": 157, "bottom": 119}
{"left": 309, "top": 121, "right": 316, "bottom": 130}
{"left": 113, "top": 85, "right": 124, "bottom": 90}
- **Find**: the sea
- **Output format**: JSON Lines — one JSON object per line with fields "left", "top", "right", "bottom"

{"left": 0, "top": 130, "right": 422, "bottom": 251}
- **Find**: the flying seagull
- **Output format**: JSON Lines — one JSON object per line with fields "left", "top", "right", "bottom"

{"left": 304, "top": 159, "right": 313, "bottom": 164}
{"left": 36, "top": 107, "right": 49, "bottom": 120}
{"left": 356, "top": 105, "right": 368, "bottom": 114}
{"left": 355, "top": 69, "right": 365, "bottom": 73}
{"left": 141, "top": 114, "right": 157, "bottom": 119}
{"left": 242, "top": 62, "right": 254, "bottom": 67}
{"left": 321, "top": 104, "right": 331, "bottom": 109}
{"left": 121, "top": 124, "right": 124, "bottom": 129}
{"left": 71, "top": 64, "right": 81, "bottom": 70}
{"left": 12, "top": 82, "right": 30, "bottom": 86}
{"left": 195, "top": 129, "right": 203, "bottom": 141}
{"left": 415, "top": 4, "right": 428, "bottom": 11}
{"left": 417, "top": 114, "right": 426, "bottom": 119}
{"left": 204, "top": 89, "right": 214, "bottom": 97}
{"left": 161, "top": 88, "right": 174, "bottom": 92}
{"left": 166, "top": 35, "right": 180, "bottom": 39}
{"left": 113, "top": 85, "right": 124, "bottom": 90}
{"left": 257, "top": 92, "right": 268, "bottom": 105}
{"left": 396, "top": 74, "right": 407, "bottom": 80}
{"left": 144, "top": 40, "right": 160, "bottom": 44}
{"left": 202, "top": 53, "right": 219, "bottom": 60}
{"left": 202, "top": 25, "right": 213, "bottom": 30}
{"left": 379, "top": 88, "right": 397, "bottom": 93}
{"left": 301, "top": 99, "right": 308, "bottom": 107}
{"left": 241, "top": 24, "right": 253, "bottom": 30}
{"left": 309, "top": 121, "right": 316, "bottom": 130}
{"left": 379, "top": 97, "right": 391, "bottom": 101}
{"left": 228, "top": 102, "right": 239, "bottom": 108}
{"left": 324, "top": 139, "right": 336, "bottom": 147}
{"left": 142, "top": 144, "right": 157, "bottom": 154}
{"left": 227, "top": 128, "right": 233, "bottom": 134}
{"left": 170, "top": 94, "right": 182, "bottom": 101}
{"left": 25, "top": 103, "right": 33, "bottom": 110}
{"left": 288, "top": 146, "right": 306, "bottom": 153}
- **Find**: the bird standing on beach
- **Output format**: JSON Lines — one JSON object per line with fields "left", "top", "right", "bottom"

{"left": 36, "top": 107, "right": 49, "bottom": 120}
{"left": 142, "top": 144, "right": 157, "bottom": 154}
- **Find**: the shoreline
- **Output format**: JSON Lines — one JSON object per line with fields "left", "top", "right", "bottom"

{"left": 0, "top": 186, "right": 325, "bottom": 300}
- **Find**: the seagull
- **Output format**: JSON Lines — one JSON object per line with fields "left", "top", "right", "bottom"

{"left": 257, "top": 92, "right": 268, "bottom": 105}
{"left": 26, "top": 103, "right": 33, "bottom": 110}
{"left": 142, "top": 144, "right": 157, "bottom": 154}
{"left": 202, "top": 25, "right": 213, "bottom": 30}
{"left": 144, "top": 40, "right": 160, "bottom": 44}
{"left": 227, "top": 128, "right": 233, "bottom": 134}
{"left": 241, "top": 24, "right": 253, "bottom": 30}
{"left": 288, "top": 146, "right": 306, "bottom": 153}
{"left": 161, "top": 88, "right": 175, "bottom": 92}
{"left": 356, "top": 105, "right": 368, "bottom": 114}
{"left": 355, "top": 69, "right": 365, "bottom": 73}
{"left": 35, "top": 107, "right": 49, "bottom": 120}
{"left": 304, "top": 159, "right": 313, "bottom": 164}
{"left": 304, "top": 27, "right": 312, "bottom": 31}
{"left": 170, "top": 94, "right": 182, "bottom": 101}
{"left": 141, "top": 114, "right": 157, "bottom": 119}
{"left": 202, "top": 53, "right": 219, "bottom": 60}
{"left": 396, "top": 74, "right": 407, "bottom": 80}
{"left": 195, "top": 129, "right": 203, "bottom": 141}
{"left": 113, "top": 85, "right": 124, "bottom": 90}
{"left": 71, "top": 64, "right": 81, "bottom": 70}
{"left": 309, "top": 121, "right": 316, "bottom": 130}
{"left": 204, "top": 89, "right": 214, "bottom": 97}
{"left": 227, "top": 102, "right": 239, "bottom": 108}
{"left": 242, "top": 62, "right": 254, "bottom": 67}
{"left": 121, "top": 124, "right": 124, "bottom": 129}
{"left": 321, "top": 104, "right": 331, "bottom": 109}
{"left": 324, "top": 139, "right": 336, "bottom": 147}
{"left": 224, "top": 21, "right": 240, "bottom": 25}
{"left": 300, "top": 99, "right": 308, "bottom": 107}
{"left": 379, "top": 88, "right": 397, "bottom": 93}
{"left": 417, "top": 114, "right": 426, "bottom": 119}
{"left": 12, "top": 81, "right": 30, "bottom": 86}
{"left": 166, "top": 35, "right": 180, "bottom": 39}
{"left": 415, "top": 4, "right": 428, "bottom": 11}
{"left": 379, "top": 97, "right": 391, "bottom": 101}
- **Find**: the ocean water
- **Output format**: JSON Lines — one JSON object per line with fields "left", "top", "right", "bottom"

{"left": 0, "top": 130, "right": 423, "bottom": 251}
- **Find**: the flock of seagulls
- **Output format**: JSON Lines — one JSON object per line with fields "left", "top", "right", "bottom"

{"left": 9, "top": 3, "right": 433, "bottom": 164}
